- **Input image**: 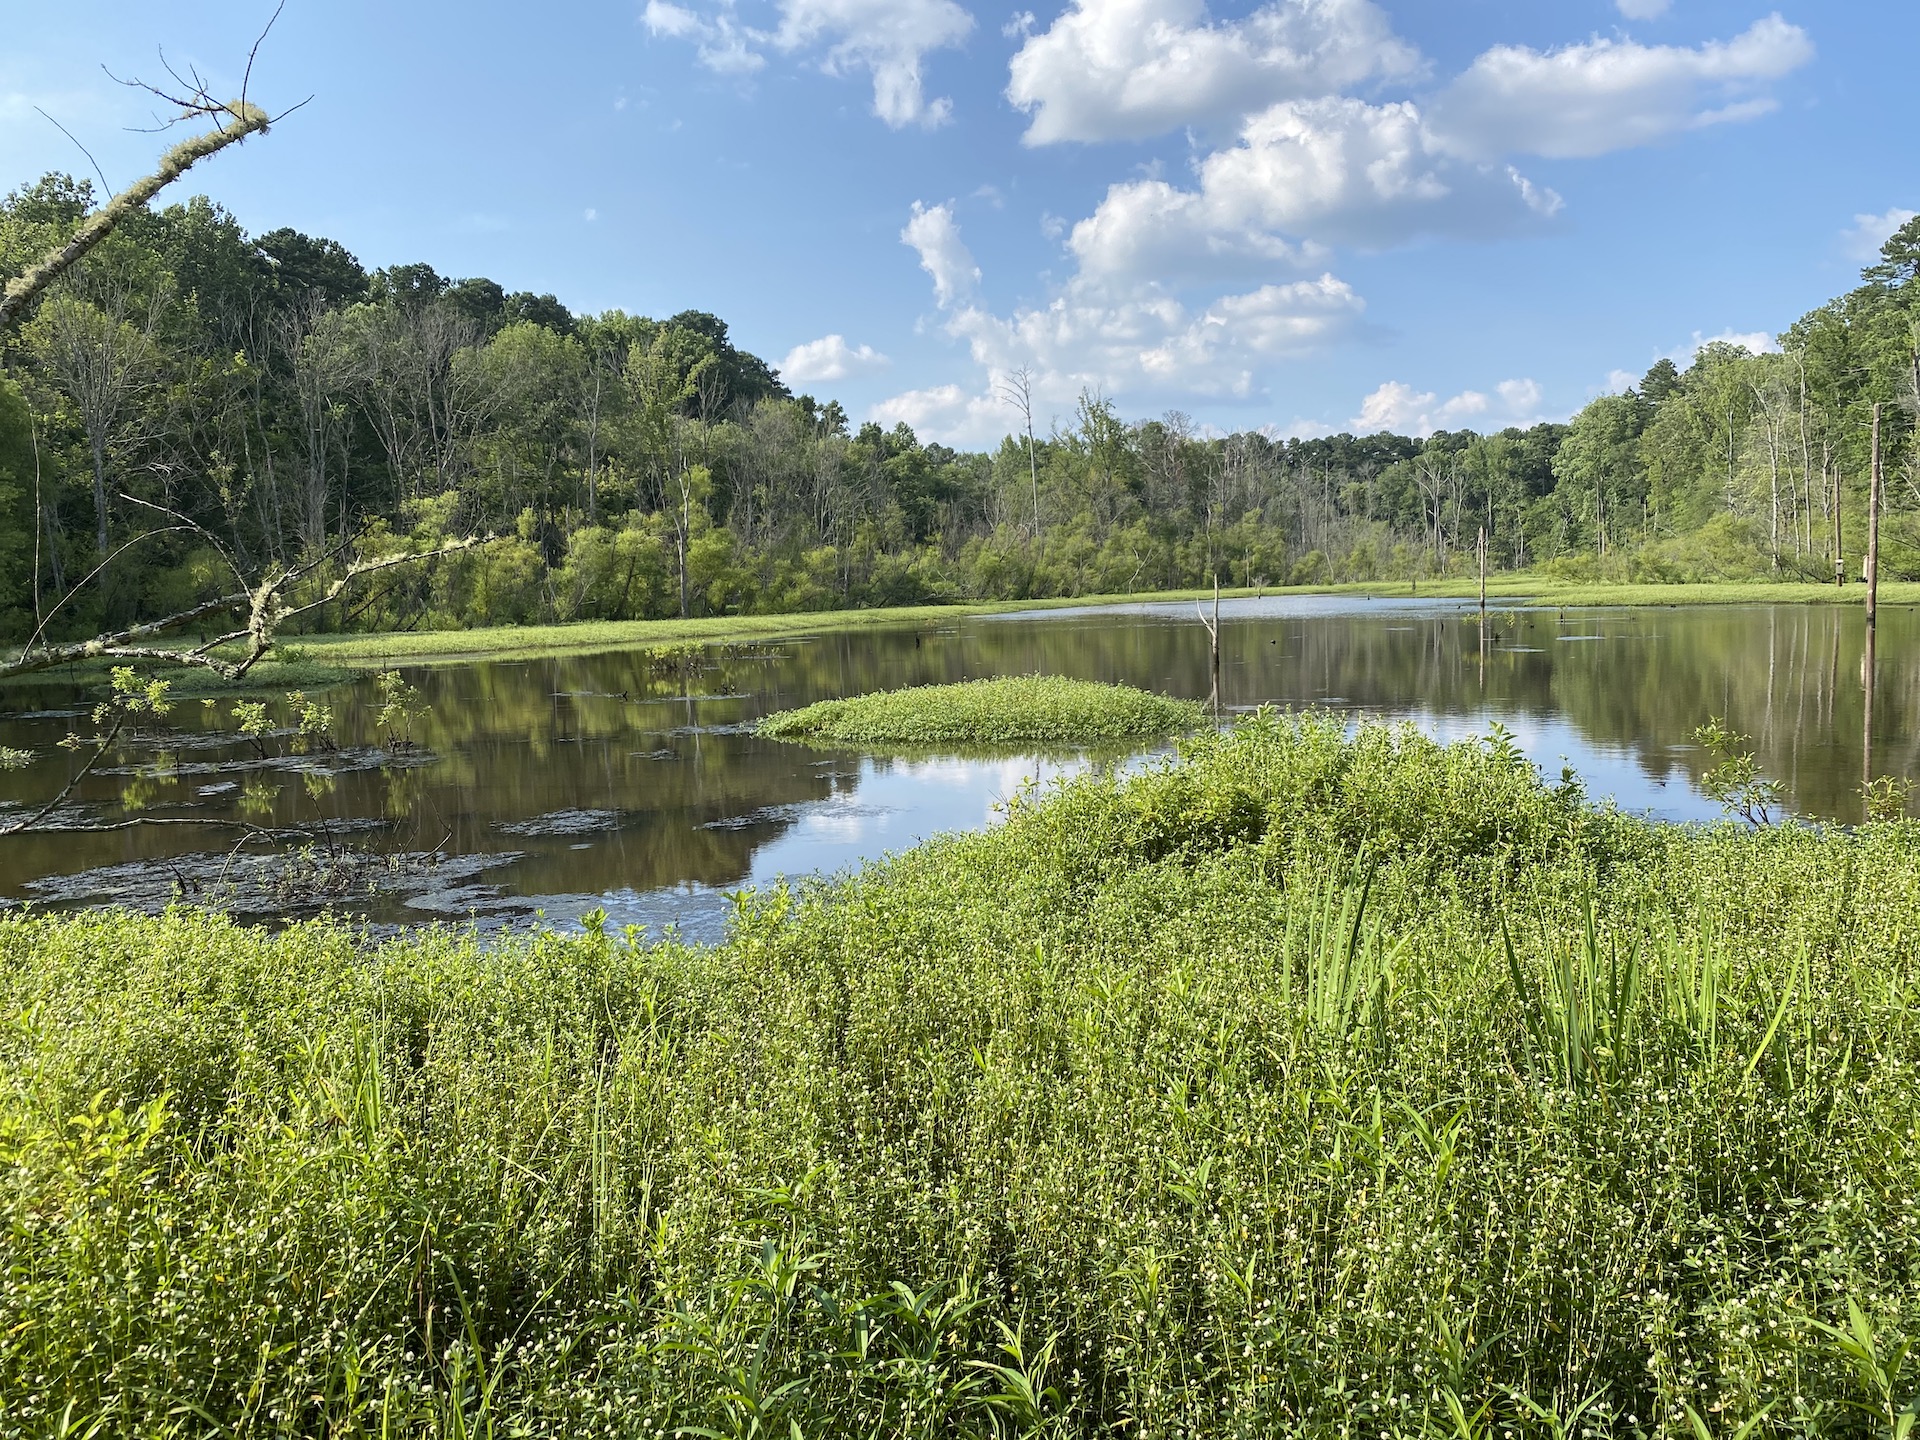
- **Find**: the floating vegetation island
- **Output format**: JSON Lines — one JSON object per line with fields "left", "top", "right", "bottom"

{"left": 757, "top": 674, "right": 1206, "bottom": 747}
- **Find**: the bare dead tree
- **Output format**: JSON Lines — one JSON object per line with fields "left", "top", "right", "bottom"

{"left": 995, "top": 365, "right": 1042, "bottom": 538}
{"left": 27, "top": 280, "right": 170, "bottom": 553}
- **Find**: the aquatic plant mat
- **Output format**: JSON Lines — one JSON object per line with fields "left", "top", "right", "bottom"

{"left": 758, "top": 674, "right": 1205, "bottom": 746}
{"left": 4, "top": 712, "right": 1919, "bottom": 1436}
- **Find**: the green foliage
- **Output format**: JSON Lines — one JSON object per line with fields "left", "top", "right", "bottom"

{"left": 284, "top": 690, "right": 336, "bottom": 751}
{"left": 95, "top": 665, "right": 171, "bottom": 724}
{"left": 372, "top": 669, "right": 428, "bottom": 750}
{"left": 759, "top": 676, "right": 1205, "bottom": 746}
{"left": 8, "top": 175, "right": 1911, "bottom": 651}
{"left": 1862, "top": 774, "right": 1918, "bottom": 825}
{"left": 2, "top": 713, "right": 1918, "bottom": 1434}
{"left": 1693, "top": 717, "right": 1785, "bottom": 827}
{"left": 0, "top": 376, "right": 33, "bottom": 639}
{"left": 228, "top": 698, "right": 272, "bottom": 758}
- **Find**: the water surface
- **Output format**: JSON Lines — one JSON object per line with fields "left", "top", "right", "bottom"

{"left": 2, "top": 597, "right": 1912, "bottom": 937}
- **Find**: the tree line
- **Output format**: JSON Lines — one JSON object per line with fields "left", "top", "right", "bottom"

{"left": 2, "top": 174, "right": 1916, "bottom": 642}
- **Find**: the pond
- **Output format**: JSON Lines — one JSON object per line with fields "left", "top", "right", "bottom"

{"left": 2, "top": 596, "right": 1913, "bottom": 938}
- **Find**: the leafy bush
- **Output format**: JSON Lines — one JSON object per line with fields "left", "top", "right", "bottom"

{"left": 3, "top": 714, "right": 1918, "bottom": 1436}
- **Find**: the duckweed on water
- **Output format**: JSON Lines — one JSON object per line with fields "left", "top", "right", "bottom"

{"left": 758, "top": 674, "right": 1206, "bottom": 746}
{"left": 3, "top": 711, "right": 1919, "bottom": 1437}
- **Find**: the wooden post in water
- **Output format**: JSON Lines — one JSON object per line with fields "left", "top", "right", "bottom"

{"left": 1866, "top": 402, "right": 1883, "bottom": 631}
{"left": 1477, "top": 526, "right": 1487, "bottom": 621}
{"left": 1860, "top": 401, "right": 1884, "bottom": 820}
{"left": 1211, "top": 576, "right": 1221, "bottom": 692}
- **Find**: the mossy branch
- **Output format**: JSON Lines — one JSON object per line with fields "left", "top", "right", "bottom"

{"left": 0, "top": 102, "right": 270, "bottom": 332}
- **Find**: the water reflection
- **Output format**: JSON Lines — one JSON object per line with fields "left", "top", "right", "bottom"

{"left": 0, "top": 597, "right": 1912, "bottom": 931}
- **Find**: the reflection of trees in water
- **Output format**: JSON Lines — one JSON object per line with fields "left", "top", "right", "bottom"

{"left": 738, "top": 606, "right": 1916, "bottom": 824}
{"left": 2, "top": 605, "right": 1913, "bottom": 913}
{"left": 1218, "top": 606, "right": 1914, "bottom": 822}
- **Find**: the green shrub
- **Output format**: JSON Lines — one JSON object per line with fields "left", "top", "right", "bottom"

{"left": 3, "top": 714, "right": 1918, "bottom": 1436}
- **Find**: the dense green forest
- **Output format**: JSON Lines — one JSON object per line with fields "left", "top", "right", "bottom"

{"left": 2, "top": 173, "right": 1916, "bottom": 642}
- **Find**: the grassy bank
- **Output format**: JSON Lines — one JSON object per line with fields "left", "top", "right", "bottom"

{"left": 4, "top": 713, "right": 1918, "bottom": 1436}
{"left": 280, "top": 577, "right": 1920, "bottom": 672}
{"left": 12, "top": 579, "right": 1911, "bottom": 692}
{"left": 759, "top": 676, "right": 1205, "bottom": 746}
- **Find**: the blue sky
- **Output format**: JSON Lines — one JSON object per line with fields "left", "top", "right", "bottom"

{"left": 4, "top": 0, "right": 1916, "bottom": 446}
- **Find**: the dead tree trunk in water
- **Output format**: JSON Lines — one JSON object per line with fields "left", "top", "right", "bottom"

{"left": 1196, "top": 576, "right": 1221, "bottom": 714}
{"left": 1866, "top": 403, "right": 1883, "bottom": 631}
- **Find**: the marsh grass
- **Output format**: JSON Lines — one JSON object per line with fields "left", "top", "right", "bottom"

{"left": 758, "top": 675, "right": 1207, "bottom": 747}
{"left": 3, "top": 712, "right": 1919, "bottom": 1436}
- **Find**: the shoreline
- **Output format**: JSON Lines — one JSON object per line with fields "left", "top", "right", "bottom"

{"left": 290, "top": 576, "right": 1920, "bottom": 671}
{"left": 4, "top": 576, "right": 1911, "bottom": 692}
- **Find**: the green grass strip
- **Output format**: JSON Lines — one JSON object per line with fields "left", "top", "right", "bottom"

{"left": 758, "top": 675, "right": 1206, "bottom": 746}
{"left": 279, "top": 577, "right": 1920, "bottom": 671}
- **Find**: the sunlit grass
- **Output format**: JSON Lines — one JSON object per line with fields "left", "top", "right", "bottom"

{"left": 759, "top": 675, "right": 1206, "bottom": 746}
{"left": 4, "top": 711, "right": 1918, "bottom": 1435}
{"left": 277, "top": 579, "right": 1920, "bottom": 671}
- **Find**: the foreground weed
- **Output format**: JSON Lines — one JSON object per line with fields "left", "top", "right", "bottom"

{"left": 3, "top": 711, "right": 1918, "bottom": 1436}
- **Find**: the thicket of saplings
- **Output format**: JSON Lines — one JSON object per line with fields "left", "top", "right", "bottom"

{"left": 3, "top": 714, "right": 1918, "bottom": 1437}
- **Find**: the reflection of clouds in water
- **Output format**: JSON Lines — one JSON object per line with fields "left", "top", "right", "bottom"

{"left": 1404, "top": 709, "right": 1720, "bottom": 824}
{"left": 800, "top": 804, "right": 894, "bottom": 843}
{"left": 857, "top": 754, "right": 1093, "bottom": 827}
{"left": 743, "top": 752, "right": 1097, "bottom": 884}
{"left": 993, "top": 595, "right": 1484, "bottom": 624}
{"left": 884, "top": 757, "right": 977, "bottom": 784}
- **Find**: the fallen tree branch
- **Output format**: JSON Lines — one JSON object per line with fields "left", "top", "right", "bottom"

{"left": 1, "top": 715, "right": 125, "bottom": 835}
{"left": 21, "top": 816, "right": 318, "bottom": 838}
{"left": 0, "top": 536, "right": 490, "bottom": 683}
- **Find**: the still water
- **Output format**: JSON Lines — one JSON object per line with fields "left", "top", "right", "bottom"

{"left": 1, "top": 597, "right": 1913, "bottom": 938}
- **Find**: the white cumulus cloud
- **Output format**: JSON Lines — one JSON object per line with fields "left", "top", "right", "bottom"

{"left": 777, "top": 0, "right": 974, "bottom": 127}
{"left": 643, "top": 1, "right": 767, "bottom": 73}
{"left": 780, "top": 334, "right": 892, "bottom": 383}
{"left": 1068, "top": 96, "right": 1561, "bottom": 280}
{"left": 1660, "top": 328, "right": 1779, "bottom": 366}
{"left": 1007, "top": 0, "right": 1422, "bottom": 145}
{"left": 881, "top": 201, "right": 1368, "bottom": 443}
{"left": 644, "top": 0, "right": 972, "bottom": 127}
{"left": 945, "top": 271, "right": 1365, "bottom": 398}
{"left": 902, "top": 201, "right": 981, "bottom": 307}
{"left": 1430, "top": 15, "right": 1814, "bottom": 160}
{"left": 1842, "top": 207, "right": 1918, "bottom": 264}
{"left": 1350, "top": 377, "right": 1543, "bottom": 436}
{"left": 1496, "top": 378, "right": 1544, "bottom": 414}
